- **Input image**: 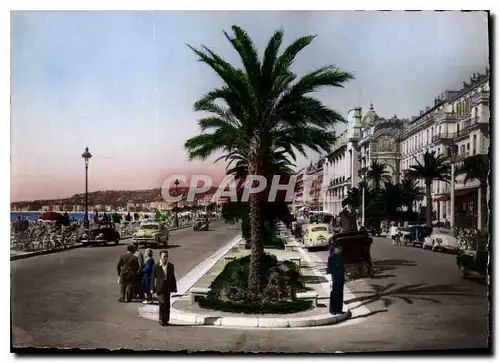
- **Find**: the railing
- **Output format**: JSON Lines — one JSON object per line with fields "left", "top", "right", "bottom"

{"left": 436, "top": 111, "right": 457, "bottom": 123}
{"left": 453, "top": 126, "right": 470, "bottom": 139}
{"left": 432, "top": 133, "right": 454, "bottom": 143}
{"left": 472, "top": 91, "right": 490, "bottom": 106}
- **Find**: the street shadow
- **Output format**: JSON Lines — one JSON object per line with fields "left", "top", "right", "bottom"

{"left": 166, "top": 244, "right": 180, "bottom": 249}
{"left": 370, "top": 274, "right": 397, "bottom": 280}
{"left": 349, "top": 309, "right": 389, "bottom": 320}
{"left": 372, "top": 259, "right": 417, "bottom": 273}
{"left": 344, "top": 282, "right": 478, "bottom": 310}
{"left": 301, "top": 275, "right": 329, "bottom": 284}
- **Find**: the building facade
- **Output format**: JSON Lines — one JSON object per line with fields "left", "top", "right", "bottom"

{"left": 316, "top": 69, "right": 490, "bottom": 227}
{"left": 400, "top": 68, "right": 490, "bottom": 227}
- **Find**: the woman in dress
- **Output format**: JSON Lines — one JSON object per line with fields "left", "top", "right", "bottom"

{"left": 141, "top": 248, "right": 155, "bottom": 303}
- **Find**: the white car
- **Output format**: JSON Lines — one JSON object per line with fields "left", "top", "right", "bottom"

{"left": 423, "top": 229, "right": 458, "bottom": 253}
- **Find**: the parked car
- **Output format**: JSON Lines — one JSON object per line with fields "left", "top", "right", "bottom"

{"left": 81, "top": 221, "right": 120, "bottom": 246}
{"left": 303, "top": 223, "right": 333, "bottom": 250}
{"left": 402, "top": 225, "right": 432, "bottom": 247}
{"left": 132, "top": 221, "right": 169, "bottom": 248}
{"left": 193, "top": 217, "right": 209, "bottom": 231}
{"left": 456, "top": 231, "right": 488, "bottom": 279}
{"left": 423, "top": 229, "right": 458, "bottom": 253}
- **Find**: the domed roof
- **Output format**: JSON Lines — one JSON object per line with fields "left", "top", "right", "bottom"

{"left": 361, "top": 102, "right": 378, "bottom": 127}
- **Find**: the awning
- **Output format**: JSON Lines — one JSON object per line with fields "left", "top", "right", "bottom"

{"left": 433, "top": 196, "right": 450, "bottom": 202}
{"left": 433, "top": 187, "right": 478, "bottom": 202}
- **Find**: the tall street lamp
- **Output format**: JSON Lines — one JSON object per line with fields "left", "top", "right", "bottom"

{"left": 81, "top": 147, "right": 92, "bottom": 227}
{"left": 174, "top": 178, "right": 180, "bottom": 228}
{"left": 448, "top": 143, "right": 458, "bottom": 228}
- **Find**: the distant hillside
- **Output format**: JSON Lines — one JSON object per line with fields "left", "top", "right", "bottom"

{"left": 11, "top": 186, "right": 220, "bottom": 210}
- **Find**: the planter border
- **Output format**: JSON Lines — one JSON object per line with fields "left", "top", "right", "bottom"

{"left": 139, "top": 303, "right": 351, "bottom": 328}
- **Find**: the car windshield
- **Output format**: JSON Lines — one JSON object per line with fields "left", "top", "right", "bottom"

{"left": 141, "top": 224, "right": 158, "bottom": 230}
{"left": 311, "top": 227, "right": 328, "bottom": 232}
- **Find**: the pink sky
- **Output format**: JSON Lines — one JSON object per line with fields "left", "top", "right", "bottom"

{"left": 11, "top": 162, "right": 226, "bottom": 202}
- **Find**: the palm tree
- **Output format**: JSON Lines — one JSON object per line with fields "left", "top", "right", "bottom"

{"left": 342, "top": 187, "right": 362, "bottom": 212}
{"left": 400, "top": 175, "right": 421, "bottom": 213}
{"left": 406, "top": 151, "right": 450, "bottom": 228}
{"left": 379, "top": 181, "right": 403, "bottom": 220}
{"left": 184, "top": 25, "right": 353, "bottom": 295}
{"left": 455, "top": 154, "right": 489, "bottom": 231}
{"left": 366, "top": 160, "right": 391, "bottom": 190}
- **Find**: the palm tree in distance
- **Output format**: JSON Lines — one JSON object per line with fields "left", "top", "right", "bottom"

{"left": 455, "top": 154, "right": 489, "bottom": 231}
{"left": 185, "top": 25, "right": 353, "bottom": 295}
{"left": 366, "top": 160, "right": 391, "bottom": 190}
{"left": 406, "top": 151, "right": 450, "bottom": 228}
{"left": 400, "top": 174, "right": 421, "bottom": 213}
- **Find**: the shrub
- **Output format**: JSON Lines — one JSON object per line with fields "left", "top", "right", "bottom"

{"left": 200, "top": 253, "right": 309, "bottom": 314}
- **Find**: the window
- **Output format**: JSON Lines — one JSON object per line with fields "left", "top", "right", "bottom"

{"left": 460, "top": 145, "right": 465, "bottom": 154}
{"left": 473, "top": 135, "right": 477, "bottom": 155}
{"left": 439, "top": 126, "right": 442, "bottom": 135}
{"left": 426, "top": 130, "right": 429, "bottom": 144}
{"left": 457, "top": 124, "right": 460, "bottom": 133}
{"left": 438, "top": 148, "right": 441, "bottom": 155}
{"left": 467, "top": 143, "right": 470, "bottom": 151}
{"left": 431, "top": 127, "right": 434, "bottom": 139}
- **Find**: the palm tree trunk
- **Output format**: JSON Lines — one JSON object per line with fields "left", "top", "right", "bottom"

{"left": 247, "top": 137, "right": 264, "bottom": 298}
{"left": 425, "top": 182, "right": 432, "bottom": 228}
{"left": 480, "top": 183, "right": 488, "bottom": 231}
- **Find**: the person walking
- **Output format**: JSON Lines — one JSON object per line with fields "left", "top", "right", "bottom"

{"left": 151, "top": 250, "right": 178, "bottom": 326}
{"left": 141, "top": 248, "right": 155, "bottom": 303}
{"left": 326, "top": 243, "right": 345, "bottom": 314}
{"left": 133, "top": 242, "right": 145, "bottom": 299}
{"left": 116, "top": 245, "right": 140, "bottom": 303}
{"left": 389, "top": 221, "right": 401, "bottom": 246}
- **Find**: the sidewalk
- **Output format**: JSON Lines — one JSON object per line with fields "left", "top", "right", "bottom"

{"left": 139, "top": 237, "right": 352, "bottom": 328}
{"left": 10, "top": 222, "right": 198, "bottom": 261}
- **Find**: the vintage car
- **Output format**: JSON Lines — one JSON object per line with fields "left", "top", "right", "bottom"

{"left": 193, "top": 217, "right": 210, "bottom": 231}
{"left": 303, "top": 223, "right": 333, "bottom": 250}
{"left": 423, "top": 228, "right": 458, "bottom": 252}
{"left": 81, "top": 221, "right": 121, "bottom": 246}
{"left": 132, "top": 221, "right": 169, "bottom": 247}
{"left": 401, "top": 225, "right": 433, "bottom": 247}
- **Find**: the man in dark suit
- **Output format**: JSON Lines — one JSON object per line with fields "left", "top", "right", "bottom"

{"left": 116, "top": 244, "right": 140, "bottom": 303}
{"left": 151, "top": 250, "right": 177, "bottom": 326}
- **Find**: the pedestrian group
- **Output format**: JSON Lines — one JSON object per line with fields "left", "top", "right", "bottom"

{"left": 116, "top": 242, "right": 177, "bottom": 326}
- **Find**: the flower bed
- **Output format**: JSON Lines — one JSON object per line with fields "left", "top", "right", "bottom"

{"left": 199, "top": 253, "right": 312, "bottom": 314}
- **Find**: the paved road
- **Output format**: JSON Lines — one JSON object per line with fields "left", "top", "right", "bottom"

{"left": 11, "top": 221, "right": 240, "bottom": 350}
{"left": 12, "top": 230, "right": 490, "bottom": 352}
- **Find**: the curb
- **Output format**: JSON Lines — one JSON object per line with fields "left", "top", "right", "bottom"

{"left": 10, "top": 243, "right": 85, "bottom": 261}
{"left": 10, "top": 222, "right": 212, "bottom": 261}
{"left": 139, "top": 304, "right": 351, "bottom": 328}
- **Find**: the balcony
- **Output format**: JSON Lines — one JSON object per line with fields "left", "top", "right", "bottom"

{"left": 436, "top": 111, "right": 457, "bottom": 123}
{"left": 472, "top": 91, "right": 490, "bottom": 106}
{"left": 456, "top": 151, "right": 470, "bottom": 162}
{"left": 453, "top": 127, "right": 470, "bottom": 140}
{"left": 432, "top": 133, "right": 454, "bottom": 144}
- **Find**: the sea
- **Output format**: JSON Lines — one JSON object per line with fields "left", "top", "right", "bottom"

{"left": 10, "top": 211, "right": 132, "bottom": 223}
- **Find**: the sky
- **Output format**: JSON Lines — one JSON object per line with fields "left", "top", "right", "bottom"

{"left": 10, "top": 10, "right": 489, "bottom": 202}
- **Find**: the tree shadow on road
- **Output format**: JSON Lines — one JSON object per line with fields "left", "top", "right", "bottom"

{"left": 344, "top": 282, "right": 478, "bottom": 310}
{"left": 349, "top": 309, "right": 389, "bottom": 320}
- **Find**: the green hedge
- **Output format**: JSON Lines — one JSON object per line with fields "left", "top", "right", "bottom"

{"left": 200, "top": 296, "right": 312, "bottom": 314}
{"left": 199, "top": 253, "right": 309, "bottom": 314}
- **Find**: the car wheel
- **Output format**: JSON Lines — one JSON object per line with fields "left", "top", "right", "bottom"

{"left": 432, "top": 243, "right": 438, "bottom": 252}
{"left": 115, "top": 239, "right": 119, "bottom": 245}
{"left": 412, "top": 241, "right": 416, "bottom": 247}
{"left": 460, "top": 266, "right": 469, "bottom": 278}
